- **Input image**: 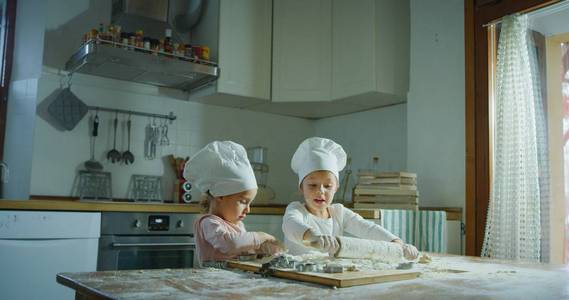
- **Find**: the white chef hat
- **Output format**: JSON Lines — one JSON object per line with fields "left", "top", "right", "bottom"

{"left": 291, "top": 137, "right": 347, "bottom": 186}
{"left": 183, "top": 141, "right": 258, "bottom": 197}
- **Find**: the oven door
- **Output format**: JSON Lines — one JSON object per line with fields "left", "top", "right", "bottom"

{"left": 98, "top": 235, "right": 195, "bottom": 271}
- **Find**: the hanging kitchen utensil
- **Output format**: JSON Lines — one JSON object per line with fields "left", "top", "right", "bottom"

{"left": 77, "top": 170, "right": 112, "bottom": 200}
{"left": 107, "top": 112, "right": 122, "bottom": 163}
{"left": 144, "top": 118, "right": 159, "bottom": 160}
{"left": 144, "top": 118, "right": 153, "bottom": 160}
{"left": 151, "top": 118, "right": 160, "bottom": 159}
{"left": 160, "top": 119, "right": 170, "bottom": 146}
{"left": 47, "top": 75, "right": 88, "bottom": 131}
{"left": 122, "top": 114, "right": 135, "bottom": 165}
{"left": 84, "top": 110, "right": 103, "bottom": 171}
{"left": 129, "top": 174, "right": 162, "bottom": 202}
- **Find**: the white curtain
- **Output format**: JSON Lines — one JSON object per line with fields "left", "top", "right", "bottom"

{"left": 482, "top": 14, "right": 549, "bottom": 262}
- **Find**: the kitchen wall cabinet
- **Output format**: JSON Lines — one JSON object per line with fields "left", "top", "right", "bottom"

{"left": 272, "top": 0, "right": 332, "bottom": 102}
{"left": 194, "top": 0, "right": 409, "bottom": 118}
{"left": 269, "top": 0, "right": 408, "bottom": 109}
{"left": 331, "top": 0, "right": 376, "bottom": 100}
{"left": 374, "top": 0, "right": 410, "bottom": 98}
{"left": 217, "top": 0, "right": 272, "bottom": 100}
{"left": 191, "top": 0, "right": 272, "bottom": 108}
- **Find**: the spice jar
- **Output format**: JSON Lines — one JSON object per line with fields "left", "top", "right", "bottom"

{"left": 128, "top": 33, "right": 136, "bottom": 50}
{"left": 143, "top": 38, "right": 151, "bottom": 52}
{"left": 184, "top": 44, "right": 193, "bottom": 58}
{"left": 120, "top": 32, "right": 129, "bottom": 49}
{"left": 201, "top": 46, "right": 210, "bottom": 60}
{"left": 163, "top": 29, "right": 173, "bottom": 53}
{"left": 192, "top": 45, "right": 202, "bottom": 60}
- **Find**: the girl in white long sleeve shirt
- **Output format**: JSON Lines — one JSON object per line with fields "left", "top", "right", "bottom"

{"left": 282, "top": 137, "right": 419, "bottom": 259}
{"left": 283, "top": 200, "right": 398, "bottom": 255}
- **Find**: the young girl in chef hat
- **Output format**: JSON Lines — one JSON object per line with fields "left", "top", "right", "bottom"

{"left": 282, "top": 137, "right": 419, "bottom": 260}
{"left": 184, "top": 141, "right": 283, "bottom": 267}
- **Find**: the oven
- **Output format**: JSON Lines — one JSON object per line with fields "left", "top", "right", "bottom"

{"left": 98, "top": 212, "right": 196, "bottom": 271}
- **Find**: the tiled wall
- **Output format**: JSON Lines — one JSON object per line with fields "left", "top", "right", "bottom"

{"left": 30, "top": 69, "right": 410, "bottom": 205}
{"left": 3, "top": 79, "right": 39, "bottom": 199}
{"left": 30, "top": 70, "right": 314, "bottom": 203}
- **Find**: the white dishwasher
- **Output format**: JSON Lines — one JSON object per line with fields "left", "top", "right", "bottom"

{"left": 0, "top": 211, "right": 101, "bottom": 300}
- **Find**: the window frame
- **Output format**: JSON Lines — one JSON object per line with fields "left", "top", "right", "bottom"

{"left": 0, "top": 0, "right": 17, "bottom": 161}
{"left": 464, "top": 0, "right": 561, "bottom": 256}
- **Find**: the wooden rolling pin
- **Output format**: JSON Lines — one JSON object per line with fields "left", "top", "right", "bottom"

{"left": 336, "top": 236, "right": 403, "bottom": 262}
{"left": 302, "top": 236, "right": 403, "bottom": 263}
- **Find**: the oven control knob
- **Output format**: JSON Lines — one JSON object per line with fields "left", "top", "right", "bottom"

{"left": 134, "top": 220, "right": 142, "bottom": 228}
{"left": 177, "top": 220, "right": 184, "bottom": 228}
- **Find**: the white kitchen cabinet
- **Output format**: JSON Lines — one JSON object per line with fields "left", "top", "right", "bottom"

{"left": 217, "top": 0, "right": 272, "bottom": 100}
{"left": 332, "top": 0, "right": 376, "bottom": 100}
{"left": 193, "top": 0, "right": 409, "bottom": 118}
{"left": 191, "top": 0, "right": 272, "bottom": 108}
{"left": 374, "top": 0, "right": 410, "bottom": 98}
{"left": 271, "top": 0, "right": 408, "bottom": 103}
{"left": 272, "top": 0, "right": 332, "bottom": 102}
{"left": 0, "top": 211, "right": 100, "bottom": 300}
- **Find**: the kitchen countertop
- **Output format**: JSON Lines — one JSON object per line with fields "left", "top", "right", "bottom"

{"left": 0, "top": 199, "right": 461, "bottom": 220}
{"left": 56, "top": 254, "right": 569, "bottom": 299}
{"left": 0, "top": 199, "right": 385, "bottom": 219}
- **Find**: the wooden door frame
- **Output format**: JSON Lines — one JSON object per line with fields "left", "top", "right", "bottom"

{"left": 0, "top": 0, "right": 17, "bottom": 160}
{"left": 464, "top": 0, "right": 561, "bottom": 256}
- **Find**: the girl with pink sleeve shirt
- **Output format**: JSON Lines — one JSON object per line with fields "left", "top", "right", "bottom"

{"left": 183, "top": 141, "right": 282, "bottom": 267}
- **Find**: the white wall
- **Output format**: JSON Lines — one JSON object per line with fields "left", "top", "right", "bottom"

{"left": 31, "top": 70, "right": 313, "bottom": 203}
{"left": 313, "top": 104, "right": 407, "bottom": 202}
{"left": 407, "top": 0, "right": 465, "bottom": 210}
{"left": 530, "top": 2, "right": 569, "bottom": 37}
{"left": 2, "top": 0, "right": 47, "bottom": 199}
{"left": 43, "top": 0, "right": 111, "bottom": 69}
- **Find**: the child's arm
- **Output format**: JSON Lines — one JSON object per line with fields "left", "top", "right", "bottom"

{"left": 340, "top": 205, "right": 398, "bottom": 242}
{"left": 282, "top": 202, "right": 313, "bottom": 244}
{"left": 201, "top": 218, "right": 268, "bottom": 255}
{"left": 341, "top": 207, "right": 419, "bottom": 260}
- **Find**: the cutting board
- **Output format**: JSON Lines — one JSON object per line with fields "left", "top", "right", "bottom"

{"left": 226, "top": 260, "right": 420, "bottom": 288}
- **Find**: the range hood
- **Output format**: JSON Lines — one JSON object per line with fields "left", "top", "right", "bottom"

{"left": 65, "top": 39, "right": 219, "bottom": 92}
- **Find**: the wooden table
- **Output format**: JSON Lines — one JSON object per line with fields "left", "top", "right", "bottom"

{"left": 57, "top": 255, "right": 569, "bottom": 299}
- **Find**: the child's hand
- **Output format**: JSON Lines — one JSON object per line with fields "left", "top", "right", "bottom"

{"left": 304, "top": 230, "right": 340, "bottom": 255}
{"left": 392, "top": 239, "right": 419, "bottom": 260}
{"left": 258, "top": 239, "right": 286, "bottom": 256}
{"left": 401, "top": 243, "right": 419, "bottom": 260}
{"left": 256, "top": 232, "right": 276, "bottom": 244}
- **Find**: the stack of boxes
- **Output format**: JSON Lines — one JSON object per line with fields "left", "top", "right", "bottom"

{"left": 352, "top": 171, "right": 419, "bottom": 210}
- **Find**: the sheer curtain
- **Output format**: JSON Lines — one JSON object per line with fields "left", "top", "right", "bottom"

{"left": 482, "top": 14, "right": 549, "bottom": 262}
{"left": 562, "top": 42, "right": 569, "bottom": 263}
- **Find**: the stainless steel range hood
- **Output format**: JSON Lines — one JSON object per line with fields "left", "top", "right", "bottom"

{"left": 65, "top": 39, "right": 219, "bottom": 92}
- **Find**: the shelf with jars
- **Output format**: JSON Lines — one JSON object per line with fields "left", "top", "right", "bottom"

{"left": 66, "top": 26, "right": 219, "bottom": 93}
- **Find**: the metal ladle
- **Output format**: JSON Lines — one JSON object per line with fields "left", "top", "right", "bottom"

{"left": 122, "top": 114, "right": 135, "bottom": 165}
{"left": 107, "top": 112, "right": 122, "bottom": 163}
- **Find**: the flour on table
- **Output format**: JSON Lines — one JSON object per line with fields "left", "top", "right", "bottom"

{"left": 279, "top": 252, "right": 398, "bottom": 272}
